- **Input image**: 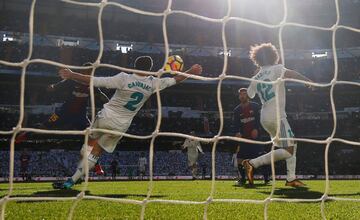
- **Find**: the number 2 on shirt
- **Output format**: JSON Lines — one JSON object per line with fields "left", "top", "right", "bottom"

{"left": 124, "top": 92, "right": 144, "bottom": 111}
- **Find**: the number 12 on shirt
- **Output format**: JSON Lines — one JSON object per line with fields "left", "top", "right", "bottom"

{"left": 257, "top": 80, "right": 275, "bottom": 102}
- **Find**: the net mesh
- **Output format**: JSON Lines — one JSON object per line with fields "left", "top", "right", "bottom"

{"left": 0, "top": 0, "right": 360, "bottom": 219}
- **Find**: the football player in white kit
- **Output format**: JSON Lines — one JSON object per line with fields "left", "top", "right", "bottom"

{"left": 56, "top": 56, "right": 202, "bottom": 189}
{"left": 241, "top": 43, "right": 313, "bottom": 187}
{"left": 182, "top": 131, "right": 204, "bottom": 179}
{"left": 138, "top": 152, "right": 147, "bottom": 179}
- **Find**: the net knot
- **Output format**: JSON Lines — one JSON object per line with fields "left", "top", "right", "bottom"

{"left": 264, "top": 197, "right": 271, "bottom": 204}
{"left": 93, "top": 60, "right": 100, "bottom": 68}
{"left": 325, "top": 137, "right": 333, "bottom": 144}
{"left": 142, "top": 198, "right": 148, "bottom": 205}
{"left": 321, "top": 194, "right": 328, "bottom": 201}
{"left": 164, "top": 8, "right": 171, "bottom": 15}
{"left": 152, "top": 129, "right": 159, "bottom": 137}
{"left": 213, "top": 135, "right": 220, "bottom": 142}
{"left": 330, "top": 78, "right": 337, "bottom": 85}
{"left": 21, "top": 59, "right": 30, "bottom": 66}
{"left": 77, "top": 191, "right": 85, "bottom": 199}
{"left": 0, "top": 195, "right": 9, "bottom": 204}
{"left": 279, "top": 20, "right": 287, "bottom": 27}
{"left": 219, "top": 73, "right": 226, "bottom": 80}
{"left": 84, "top": 128, "right": 91, "bottom": 136}
{"left": 13, "top": 125, "right": 22, "bottom": 133}
{"left": 330, "top": 24, "right": 338, "bottom": 31}
{"left": 156, "top": 69, "right": 165, "bottom": 77}
{"left": 222, "top": 16, "right": 230, "bottom": 24}
{"left": 206, "top": 197, "right": 213, "bottom": 204}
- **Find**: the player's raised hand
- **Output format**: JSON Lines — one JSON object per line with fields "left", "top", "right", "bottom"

{"left": 188, "top": 64, "right": 202, "bottom": 75}
{"left": 58, "top": 68, "right": 73, "bottom": 80}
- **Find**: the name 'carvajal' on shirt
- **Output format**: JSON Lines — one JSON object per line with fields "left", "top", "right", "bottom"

{"left": 128, "top": 81, "right": 151, "bottom": 91}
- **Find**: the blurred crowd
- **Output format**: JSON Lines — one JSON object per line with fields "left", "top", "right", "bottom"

{"left": 1, "top": 144, "right": 359, "bottom": 180}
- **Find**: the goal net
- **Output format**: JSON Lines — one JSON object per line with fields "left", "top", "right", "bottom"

{"left": 0, "top": 0, "right": 360, "bottom": 219}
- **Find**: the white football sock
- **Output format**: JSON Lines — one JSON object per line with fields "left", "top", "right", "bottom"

{"left": 250, "top": 148, "right": 292, "bottom": 169}
{"left": 286, "top": 145, "right": 297, "bottom": 182}
{"left": 71, "top": 153, "right": 99, "bottom": 183}
{"left": 191, "top": 167, "right": 197, "bottom": 177}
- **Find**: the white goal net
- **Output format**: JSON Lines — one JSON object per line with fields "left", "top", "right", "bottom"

{"left": 0, "top": 0, "right": 360, "bottom": 219}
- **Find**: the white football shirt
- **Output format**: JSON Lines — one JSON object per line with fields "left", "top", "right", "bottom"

{"left": 138, "top": 157, "right": 147, "bottom": 167}
{"left": 93, "top": 73, "right": 176, "bottom": 126}
{"left": 183, "top": 139, "right": 203, "bottom": 156}
{"left": 247, "top": 64, "right": 287, "bottom": 119}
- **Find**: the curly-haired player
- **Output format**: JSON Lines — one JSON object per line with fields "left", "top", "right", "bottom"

{"left": 242, "top": 43, "right": 313, "bottom": 187}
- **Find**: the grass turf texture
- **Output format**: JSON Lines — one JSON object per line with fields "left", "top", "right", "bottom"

{"left": 0, "top": 180, "right": 359, "bottom": 219}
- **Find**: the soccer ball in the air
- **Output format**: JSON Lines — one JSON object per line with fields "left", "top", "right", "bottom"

{"left": 164, "top": 55, "right": 184, "bottom": 72}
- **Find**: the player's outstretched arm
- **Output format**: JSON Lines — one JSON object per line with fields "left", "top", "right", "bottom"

{"left": 173, "top": 64, "right": 202, "bottom": 83}
{"left": 59, "top": 68, "right": 91, "bottom": 85}
{"left": 284, "top": 69, "right": 314, "bottom": 89}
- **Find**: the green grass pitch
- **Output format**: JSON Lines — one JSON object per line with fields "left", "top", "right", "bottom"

{"left": 0, "top": 180, "right": 359, "bottom": 219}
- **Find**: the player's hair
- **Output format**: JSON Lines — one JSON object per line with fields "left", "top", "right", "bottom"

{"left": 134, "top": 56, "right": 153, "bottom": 71}
{"left": 249, "top": 43, "right": 279, "bottom": 67}
{"left": 238, "top": 88, "right": 247, "bottom": 93}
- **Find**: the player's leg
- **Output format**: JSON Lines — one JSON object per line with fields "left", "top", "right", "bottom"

{"left": 235, "top": 160, "right": 246, "bottom": 186}
{"left": 188, "top": 155, "right": 198, "bottom": 179}
{"left": 59, "top": 117, "right": 123, "bottom": 189}
{"left": 235, "top": 145, "right": 244, "bottom": 184}
{"left": 260, "top": 148, "right": 271, "bottom": 185}
{"left": 236, "top": 145, "right": 247, "bottom": 185}
{"left": 242, "top": 119, "right": 294, "bottom": 185}
{"left": 235, "top": 161, "right": 243, "bottom": 181}
{"left": 284, "top": 138, "right": 305, "bottom": 187}
{"left": 273, "top": 119, "right": 305, "bottom": 187}
{"left": 112, "top": 169, "right": 116, "bottom": 179}
{"left": 62, "top": 138, "right": 104, "bottom": 189}
{"left": 191, "top": 164, "right": 198, "bottom": 179}
{"left": 188, "top": 160, "right": 193, "bottom": 178}
{"left": 253, "top": 145, "right": 271, "bottom": 184}
{"left": 72, "top": 115, "right": 104, "bottom": 176}
{"left": 140, "top": 167, "right": 145, "bottom": 180}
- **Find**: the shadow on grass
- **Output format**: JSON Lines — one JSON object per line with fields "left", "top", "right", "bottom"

{"left": 328, "top": 192, "right": 360, "bottom": 197}
{"left": 13, "top": 189, "right": 85, "bottom": 203}
{"left": 13, "top": 189, "right": 165, "bottom": 203}
{"left": 93, "top": 194, "right": 165, "bottom": 199}
{"left": 234, "top": 183, "right": 272, "bottom": 189}
{"left": 259, "top": 187, "right": 324, "bottom": 199}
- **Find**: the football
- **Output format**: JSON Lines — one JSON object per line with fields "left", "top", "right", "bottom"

{"left": 164, "top": 55, "right": 184, "bottom": 72}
